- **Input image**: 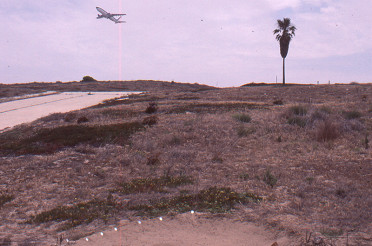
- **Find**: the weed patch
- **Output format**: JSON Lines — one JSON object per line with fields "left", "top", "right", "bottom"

{"left": 263, "top": 170, "right": 277, "bottom": 188}
{"left": 233, "top": 113, "right": 252, "bottom": 123}
{"left": 239, "top": 173, "right": 250, "bottom": 181}
{"left": 168, "top": 103, "right": 267, "bottom": 114}
{"left": 115, "top": 176, "right": 193, "bottom": 194}
{"left": 0, "top": 122, "right": 144, "bottom": 155}
{"left": 320, "top": 227, "right": 343, "bottom": 237}
{"left": 342, "top": 110, "right": 362, "bottom": 120}
{"left": 287, "top": 116, "right": 307, "bottom": 127}
{"left": 0, "top": 194, "right": 14, "bottom": 207}
{"left": 100, "top": 108, "right": 137, "bottom": 118}
{"left": 316, "top": 120, "right": 339, "bottom": 142}
{"left": 236, "top": 126, "right": 255, "bottom": 137}
{"left": 145, "top": 102, "right": 158, "bottom": 114}
{"left": 273, "top": 99, "right": 284, "bottom": 105}
{"left": 146, "top": 153, "right": 161, "bottom": 166}
{"left": 289, "top": 105, "right": 308, "bottom": 116}
{"left": 27, "top": 199, "right": 119, "bottom": 230}
{"left": 129, "top": 187, "right": 262, "bottom": 217}
{"left": 142, "top": 116, "right": 158, "bottom": 126}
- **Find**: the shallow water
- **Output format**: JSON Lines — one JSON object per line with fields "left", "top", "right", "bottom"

{"left": 0, "top": 91, "right": 140, "bottom": 131}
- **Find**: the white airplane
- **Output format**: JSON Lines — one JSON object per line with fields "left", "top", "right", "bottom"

{"left": 96, "top": 7, "right": 126, "bottom": 24}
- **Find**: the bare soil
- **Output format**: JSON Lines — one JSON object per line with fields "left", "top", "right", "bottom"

{"left": 0, "top": 81, "right": 371, "bottom": 245}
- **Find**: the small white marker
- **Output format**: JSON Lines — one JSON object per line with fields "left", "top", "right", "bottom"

{"left": 159, "top": 217, "right": 163, "bottom": 221}
{"left": 85, "top": 238, "right": 89, "bottom": 241}
{"left": 114, "top": 227, "right": 118, "bottom": 231}
{"left": 66, "top": 239, "right": 69, "bottom": 243}
{"left": 191, "top": 210, "right": 195, "bottom": 214}
{"left": 100, "top": 232, "right": 104, "bottom": 236}
{"left": 138, "top": 220, "right": 142, "bottom": 224}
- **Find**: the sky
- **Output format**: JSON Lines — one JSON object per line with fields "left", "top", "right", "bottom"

{"left": 1, "top": 0, "right": 371, "bottom": 87}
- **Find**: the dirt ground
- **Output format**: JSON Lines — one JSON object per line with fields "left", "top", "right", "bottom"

{"left": 73, "top": 213, "right": 290, "bottom": 246}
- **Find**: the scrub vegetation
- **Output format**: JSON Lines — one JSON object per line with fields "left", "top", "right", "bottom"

{"left": 0, "top": 81, "right": 371, "bottom": 245}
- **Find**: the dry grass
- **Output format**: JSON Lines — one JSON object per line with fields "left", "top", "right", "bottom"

{"left": 0, "top": 82, "right": 371, "bottom": 245}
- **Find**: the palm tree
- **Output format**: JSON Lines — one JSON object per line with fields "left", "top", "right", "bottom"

{"left": 273, "top": 18, "right": 296, "bottom": 85}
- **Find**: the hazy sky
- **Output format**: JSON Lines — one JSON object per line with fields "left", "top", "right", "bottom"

{"left": 1, "top": 0, "right": 371, "bottom": 87}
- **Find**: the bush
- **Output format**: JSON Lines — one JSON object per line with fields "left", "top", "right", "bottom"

{"left": 129, "top": 187, "right": 262, "bottom": 216}
{"left": 145, "top": 102, "right": 158, "bottom": 114}
{"left": 0, "top": 122, "right": 144, "bottom": 155}
{"left": 142, "top": 116, "right": 157, "bottom": 126}
{"left": 287, "top": 116, "right": 307, "bottom": 127}
{"left": 236, "top": 126, "right": 255, "bottom": 137}
{"left": 147, "top": 153, "right": 161, "bottom": 166}
{"left": 233, "top": 113, "right": 251, "bottom": 123}
{"left": 273, "top": 99, "right": 284, "bottom": 105}
{"left": 316, "top": 120, "right": 339, "bottom": 142}
{"left": 27, "top": 199, "right": 118, "bottom": 229}
{"left": 81, "top": 76, "right": 96, "bottom": 82}
{"left": 0, "top": 194, "right": 14, "bottom": 207}
{"left": 263, "top": 169, "right": 277, "bottom": 188}
{"left": 342, "top": 110, "right": 362, "bottom": 120}
{"left": 116, "top": 176, "right": 193, "bottom": 194}
{"left": 289, "top": 105, "right": 308, "bottom": 116}
{"left": 77, "top": 116, "right": 89, "bottom": 124}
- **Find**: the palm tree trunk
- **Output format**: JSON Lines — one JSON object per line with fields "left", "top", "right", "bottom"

{"left": 282, "top": 58, "right": 286, "bottom": 85}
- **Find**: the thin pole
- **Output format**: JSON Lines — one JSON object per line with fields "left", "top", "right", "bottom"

{"left": 282, "top": 58, "right": 285, "bottom": 85}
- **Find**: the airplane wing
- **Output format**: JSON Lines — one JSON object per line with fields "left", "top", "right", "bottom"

{"left": 96, "top": 7, "right": 108, "bottom": 15}
{"left": 110, "top": 14, "right": 126, "bottom": 16}
{"left": 109, "top": 16, "right": 125, "bottom": 23}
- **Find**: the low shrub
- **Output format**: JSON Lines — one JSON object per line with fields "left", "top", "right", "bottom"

{"left": 167, "top": 102, "right": 266, "bottom": 114}
{"left": 0, "top": 122, "right": 144, "bottom": 155}
{"left": 273, "top": 99, "right": 284, "bottom": 105}
{"left": 342, "top": 110, "right": 362, "bottom": 120}
{"left": 263, "top": 169, "right": 277, "bottom": 188}
{"left": 27, "top": 199, "right": 118, "bottom": 230}
{"left": 77, "top": 116, "right": 89, "bottom": 124}
{"left": 129, "top": 187, "right": 262, "bottom": 216}
{"left": 233, "top": 113, "right": 251, "bottom": 123}
{"left": 211, "top": 154, "right": 223, "bottom": 163}
{"left": 142, "top": 116, "right": 157, "bottom": 126}
{"left": 236, "top": 126, "right": 255, "bottom": 137}
{"left": 316, "top": 120, "right": 339, "bottom": 142}
{"left": 239, "top": 173, "right": 250, "bottom": 181}
{"left": 287, "top": 117, "right": 307, "bottom": 127}
{"left": 81, "top": 76, "right": 96, "bottom": 82}
{"left": 320, "top": 228, "right": 343, "bottom": 237}
{"left": 0, "top": 194, "right": 14, "bottom": 207}
{"left": 115, "top": 176, "right": 193, "bottom": 194}
{"left": 364, "top": 135, "right": 369, "bottom": 149}
{"left": 145, "top": 102, "right": 158, "bottom": 114}
{"left": 168, "top": 135, "right": 182, "bottom": 145}
{"left": 289, "top": 105, "right": 308, "bottom": 116}
{"left": 64, "top": 112, "right": 77, "bottom": 122}
{"left": 147, "top": 153, "right": 161, "bottom": 166}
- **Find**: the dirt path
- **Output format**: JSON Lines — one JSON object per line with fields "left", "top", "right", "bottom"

{"left": 73, "top": 213, "right": 292, "bottom": 246}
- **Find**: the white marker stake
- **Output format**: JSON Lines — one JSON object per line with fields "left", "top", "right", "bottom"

{"left": 138, "top": 221, "right": 142, "bottom": 224}
{"left": 159, "top": 217, "right": 163, "bottom": 221}
{"left": 191, "top": 210, "right": 195, "bottom": 214}
{"left": 114, "top": 227, "right": 118, "bottom": 231}
{"left": 85, "top": 238, "right": 89, "bottom": 241}
{"left": 100, "top": 232, "right": 104, "bottom": 236}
